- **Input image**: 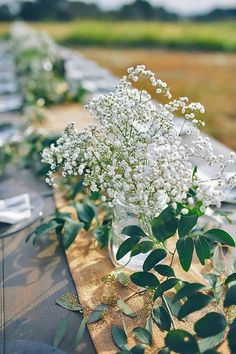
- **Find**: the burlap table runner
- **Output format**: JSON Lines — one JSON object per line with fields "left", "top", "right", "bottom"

{"left": 63, "top": 223, "right": 229, "bottom": 353}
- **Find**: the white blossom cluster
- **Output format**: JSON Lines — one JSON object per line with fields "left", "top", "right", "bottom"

{"left": 11, "top": 22, "right": 61, "bottom": 73}
{"left": 42, "top": 65, "right": 236, "bottom": 217}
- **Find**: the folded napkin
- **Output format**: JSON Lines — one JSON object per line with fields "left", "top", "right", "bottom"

{"left": 0, "top": 193, "right": 31, "bottom": 224}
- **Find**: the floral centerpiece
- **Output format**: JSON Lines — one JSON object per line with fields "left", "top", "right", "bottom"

{"left": 42, "top": 65, "right": 236, "bottom": 353}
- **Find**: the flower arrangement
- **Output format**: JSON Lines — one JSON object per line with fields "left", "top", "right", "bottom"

{"left": 42, "top": 65, "right": 236, "bottom": 353}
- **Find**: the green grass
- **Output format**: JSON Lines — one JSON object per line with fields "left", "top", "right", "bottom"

{"left": 1, "top": 20, "right": 236, "bottom": 51}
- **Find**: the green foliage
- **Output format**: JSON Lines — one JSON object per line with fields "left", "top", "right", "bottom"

{"left": 154, "top": 278, "right": 179, "bottom": 300}
{"left": 132, "top": 327, "right": 152, "bottom": 345}
{"left": 87, "top": 304, "right": 109, "bottom": 324}
{"left": 93, "top": 224, "right": 110, "bottom": 248}
{"left": 165, "top": 330, "right": 199, "bottom": 354}
{"left": 178, "top": 292, "right": 213, "bottom": 319}
{"left": 75, "top": 202, "right": 95, "bottom": 230}
{"left": 75, "top": 318, "right": 86, "bottom": 347}
{"left": 63, "top": 220, "right": 84, "bottom": 249}
{"left": 122, "top": 225, "right": 146, "bottom": 238}
{"left": 178, "top": 212, "right": 198, "bottom": 238}
{"left": 154, "top": 264, "right": 175, "bottom": 277}
{"left": 173, "top": 282, "right": 205, "bottom": 303}
{"left": 131, "top": 241, "right": 153, "bottom": 257}
{"left": 112, "top": 325, "right": 128, "bottom": 351}
{"left": 194, "top": 236, "right": 211, "bottom": 265}
{"left": 223, "top": 285, "right": 236, "bottom": 307}
{"left": 228, "top": 319, "right": 236, "bottom": 353}
{"left": 151, "top": 206, "right": 178, "bottom": 242}
{"left": 117, "top": 299, "right": 137, "bottom": 318}
{"left": 130, "top": 271, "right": 159, "bottom": 288}
{"left": 142, "top": 249, "right": 167, "bottom": 271}
{"left": 176, "top": 237, "right": 194, "bottom": 271}
{"left": 152, "top": 306, "right": 172, "bottom": 331}
{"left": 53, "top": 317, "right": 69, "bottom": 348}
{"left": 204, "top": 229, "right": 235, "bottom": 247}
{"left": 194, "top": 312, "right": 227, "bottom": 338}
{"left": 116, "top": 236, "right": 141, "bottom": 261}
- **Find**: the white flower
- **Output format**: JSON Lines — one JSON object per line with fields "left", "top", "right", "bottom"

{"left": 42, "top": 65, "right": 236, "bottom": 217}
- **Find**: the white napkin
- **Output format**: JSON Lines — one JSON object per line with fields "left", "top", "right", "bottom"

{"left": 0, "top": 193, "right": 31, "bottom": 224}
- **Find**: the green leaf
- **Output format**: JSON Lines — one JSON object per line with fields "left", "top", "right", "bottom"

{"left": 56, "top": 293, "right": 82, "bottom": 312}
{"left": 198, "top": 331, "right": 225, "bottom": 352}
{"left": 165, "top": 330, "right": 199, "bottom": 354}
{"left": 132, "top": 327, "right": 152, "bottom": 345}
{"left": 131, "top": 241, "right": 153, "bottom": 257}
{"left": 116, "top": 271, "right": 129, "bottom": 286}
{"left": 176, "top": 237, "right": 194, "bottom": 271}
{"left": 75, "top": 318, "right": 86, "bottom": 347}
{"left": 131, "top": 344, "right": 145, "bottom": 354}
{"left": 158, "top": 348, "right": 170, "bottom": 354}
{"left": 130, "top": 271, "right": 159, "bottom": 289}
{"left": 154, "top": 264, "right": 175, "bottom": 277}
{"left": 224, "top": 284, "right": 236, "bottom": 307}
{"left": 112, "top": 325, "right": 128, "bottom": 351}
{"left": 194, "top": 236, "right": 211, "bottom": 265}
{"left": 204, "top": 229, "right": 235, "bottom": 247}
{"left": 173, "top": 282, "right": 205, "bottom": 303}
{"left": 225, "top": 272, "right": 236, "bottom": 285}
{"left": 121, "top": 225, "right": 146, "bottom": 237}
{"left": 117, "top": 299, "right": 136, "bottom": 318}
{"left": 145, "top": 317, "right": 153, "bottom": 337}
{"left": 178, "top": 212, "right": 198, "bottom": 238}
{"left": 63, "top": 220, "right": 84, "bottom": 249}
{"left": 213, "top": 245, "right": 225, "bottom": 275}
{"left": 154, "top": 278, "right": 179, "bottom": 300}
{"left": 26, "top": 219, "right": 61, "bottom": 242}
{"left": 93, "top": 225, "right": 110, "bottom": 248}
{"left": 152, "top": 306, "right": 171, "bottom": 331}
{"left": 194, "top": 312, "right": 227, "bottom": 338}
{"left": 76, "top": 202, "right": 95, "bottom": 230}
{"left": 143, "top": 249, "right": 167, "bottom": 272}
{"left": 228, "top": 319, "right": 236, "bottom": 353}
{"left": 53, "top": 317, "right": 68, "bottom": 348}
{"left": 178, "top": 292, "right": 212, "bottom": 319}
{"left": 116, "top": 236, "right": 141, "bottom": 261}
{"left": 152, "top": 207, "right": 178, "bottom": 242}
{"left": 87, "top": 304, "right": 109, "bottom": 324}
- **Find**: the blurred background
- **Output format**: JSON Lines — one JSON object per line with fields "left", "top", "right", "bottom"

{"left": 0, "top": 0, "right": 236, "bottom": 149}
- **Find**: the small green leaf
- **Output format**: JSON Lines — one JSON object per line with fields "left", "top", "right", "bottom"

{"left": 116, "top": 236, "right": 141, "bottom": 260}
{"left": 152, "top": 306, "right": 171, "bottom": 331}
{"left": 178, "top": 293, "right": 212, "bottom": 319}
{"left": 228, "top": 319, "right": 236, "bottom": 353}
{"left": 224, "top": 284, "right": 236, "bottom": 307}
{"left": 178, "top": 212, "right": 198, "bottom": 238}
{"left": 204, "top": 229, "right": 235, "bottom": 247}
{"left": 213, "top": 245, "right": 225, "bottom": 274}
{"left": 131, "top": 344, "right": 145, "bottom": 354}
{"left": 145, "top": 317, "right": 153, "bottom": 337}
{"left": 122, "top": 225, "right": 146, "bottom": 237}
{"left": 194, "top": 236, "right": 211, "bottom": 265}
{"left": 198, "top": 331, "right": 225, "bottom": 352}
{"left": 56, "top": 292, "right": 82, "bottom": 312}
{"left": 87, "top": 304, "right": 109, "bottom": 324}
{"left": 154, "top": 278, "right": 179, "bottom": 300}
{"left": 76, "top": 202, "right": 95, "bottom": 230}
{"left": 93, "top": 225, "right": 109, "bottom": 248}
{"left": 26, "top": 219, "right": 62, "bottom": 242}
{"left": 63, "top": 220, "right": 84, "bottom": 249}
{"left": 143, "top": 249, "right": 167, "bottom": 272}
{"left": 176, "top": 237, "right": 194, "bottom": 272}
{"left": 163, "top": 296, "right": 182, "bottom": 319}
{"left": 225, "top": 272, "right": 236, "bottom": 285}
{"left": 116, "top": 271, "right": 129, "bottom": 286}
{"left": 75, "top": 318, "right": 86, "bottom": 347}
{"left": 132, "top": 327, "right": 152, "bottom": 345}
{"left": 173, "top": 282, "right": 205, "bottom": 303}
{"left": 158, "top": 348, "right": 170, "bottom": 354}
{"left": 165, "top": 330, "right": 199, "bottom": 354}
{"left": 53, "top": 317, "right": 69, "bottom": 348}
{"left": 131, "top": 241, "right": 153, "bottom": 257}
{"left": 152, "top": 207, "right": 178, "bottom": 242}
{"left": 194, "top": 312, "right": 227, "bottom": 338}
{"left": 117, "top": 299, "right": 136, "bottom": 318}
{"left": 112, "top": 325, "right": 128, "bottom": 351}
{"left": 130, "top": 271, "right": 159, "bottom": 289}
{"left": 154, "top": 264, "right": 175, "bottom": 277}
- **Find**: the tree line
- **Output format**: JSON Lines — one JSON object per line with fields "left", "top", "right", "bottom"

{"left": 1, "top": 0, "right": 236, "bottom": 22}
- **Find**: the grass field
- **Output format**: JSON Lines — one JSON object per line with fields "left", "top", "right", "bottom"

{"left": 80, "top": 47, "right": 236, "bottom": 150}
{"left": 1, "top": 20, "right": 236, "bottom": 51}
